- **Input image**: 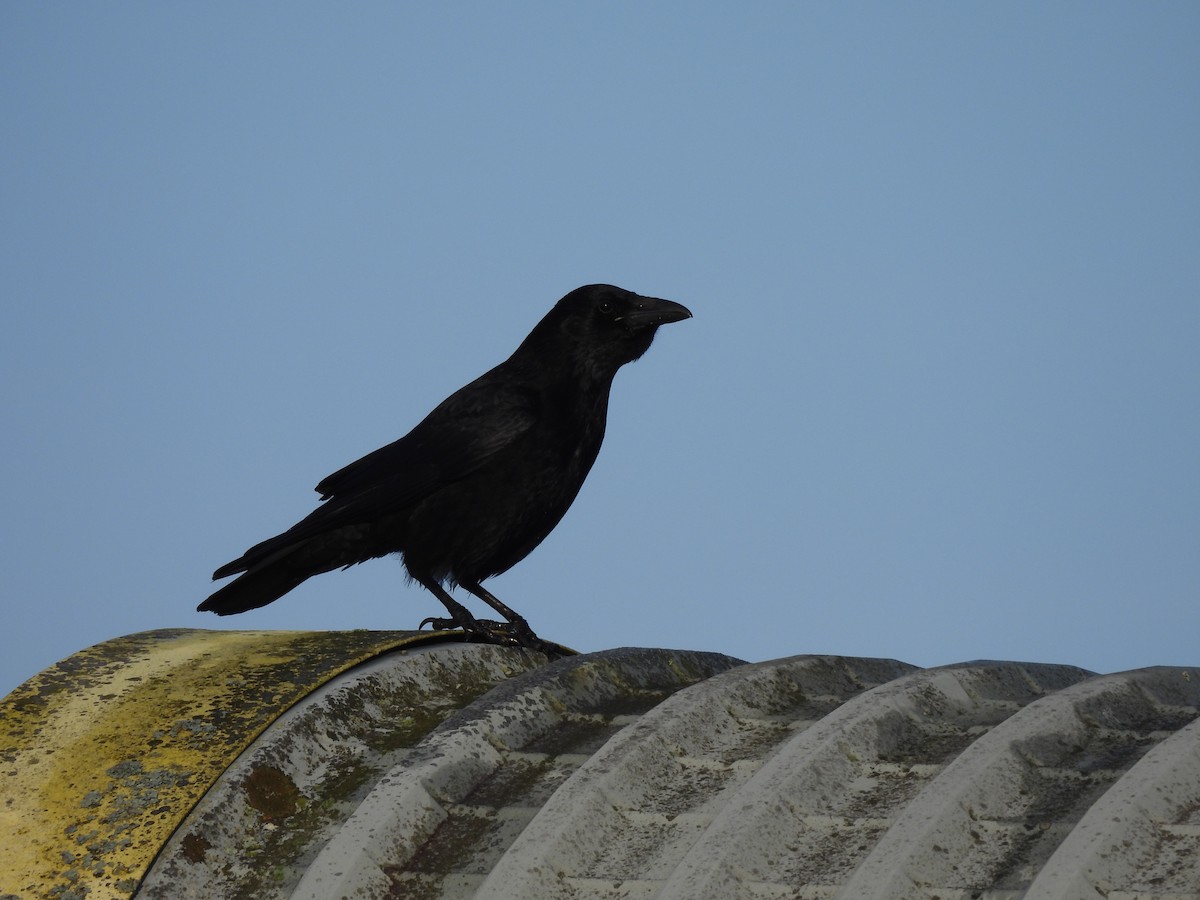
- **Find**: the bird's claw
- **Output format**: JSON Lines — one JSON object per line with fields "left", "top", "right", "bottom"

{"left": 418, "top": 615, "right": 509, "bottom": 634}
{"left": 417, "top": 614, "right": 562, "bottom": 657}
{"left": 485, "top": 621, "right": 562, "bottom": 657}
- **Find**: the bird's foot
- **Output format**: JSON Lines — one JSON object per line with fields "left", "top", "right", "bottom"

{"left": 417, "top": 615, "right": 563, "bottom": 657}
{"left": 418, "top": 614, "right": 519, "bottom": 646}
{"left": 495, "top": 619, "right": 565, "bottom": 658}
{"left": 419, "top": 615, "right": 508, "bottom": 634}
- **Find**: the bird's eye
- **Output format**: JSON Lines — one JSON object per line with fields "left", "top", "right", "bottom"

{"left": 598, "top": 301, "right": 613, "bottom": 315}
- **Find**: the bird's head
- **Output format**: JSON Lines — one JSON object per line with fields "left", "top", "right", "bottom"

{"left": 524, "top": 284, "right": 692, "bottom": 382}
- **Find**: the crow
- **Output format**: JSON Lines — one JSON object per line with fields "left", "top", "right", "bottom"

{"left": 199, "top": 284, "right": 691, "bottom": 651}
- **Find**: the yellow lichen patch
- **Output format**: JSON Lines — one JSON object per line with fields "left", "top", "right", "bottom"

{"left": 0, "top": 628, "right": 458, "bottom": 899}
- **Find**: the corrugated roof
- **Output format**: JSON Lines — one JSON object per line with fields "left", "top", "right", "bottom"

{"left": 3, "top": 634, "right": 1199, "bottom": 898}
{"left": 0, "top": 629, "right": 566, "bottom": 899}
{"left": 140, "top": 644, "right": 737, "bottom": 900}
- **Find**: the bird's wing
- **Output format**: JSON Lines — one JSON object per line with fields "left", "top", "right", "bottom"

{"left": 315, "top": 373, "right": 539, "bottom": 505}
{"left": 214, "top": 375, "right": 540, "bottom": 577}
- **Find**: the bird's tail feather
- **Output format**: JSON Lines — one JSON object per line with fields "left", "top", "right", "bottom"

{"left": 198, "top": 563, "right": 309, "bottom": 615}
{"left": 211, "top": 529, "right": 301, "bottom": 580}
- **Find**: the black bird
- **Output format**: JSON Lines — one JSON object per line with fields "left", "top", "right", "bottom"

{"left": 199, "top": 284, "right": 691, "bottom": 650}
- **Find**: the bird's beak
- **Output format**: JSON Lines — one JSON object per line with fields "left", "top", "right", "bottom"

{"left": 619, "top": 296, "right": 693, "bottom": 327}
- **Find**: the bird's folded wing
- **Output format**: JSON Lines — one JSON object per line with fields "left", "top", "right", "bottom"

{"left": 212, "top": 376, "right": 540, "bottom": 578}
{"left": 317, "top": 374, "right": 538, "bottom": 499}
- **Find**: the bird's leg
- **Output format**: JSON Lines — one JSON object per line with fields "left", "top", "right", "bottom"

{"left": 414, "top": 575, "right": 486, "bottom": 635}
{"left": 460, "top": 579, "right": 558, "bottom": 654}
{"left": 414, "top": 574, "right": 559, "bottom": 656}
{"left": 413, "top": 574, "right": 520, "bottom": 645}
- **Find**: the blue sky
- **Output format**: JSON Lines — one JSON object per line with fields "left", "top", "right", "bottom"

{"left": 3, "top": 4, "right": 1197, "bottom": 697}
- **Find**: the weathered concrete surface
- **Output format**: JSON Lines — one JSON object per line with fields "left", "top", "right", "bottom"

{"left": 8, "top": 634, "right": 1200, "bottom": 899}
{"left": 290, "top": 646, "right": 745, "bottom": 900}
{"left": 0, "top": 628, "right": 520, "bottom": 900}
{"left": 138, "top": 640, "right": 566, "bottom": 900}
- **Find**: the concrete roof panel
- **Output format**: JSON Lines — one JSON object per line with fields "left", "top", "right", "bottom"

{"left": 4, "top": 634, "right": 1199, "bottom": 898}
